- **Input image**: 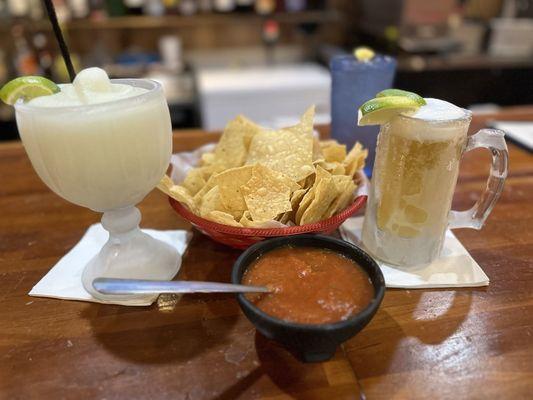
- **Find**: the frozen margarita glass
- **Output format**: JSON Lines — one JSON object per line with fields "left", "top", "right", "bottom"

{"left": 1, "top": 68, "right": 181, "bottom": 302}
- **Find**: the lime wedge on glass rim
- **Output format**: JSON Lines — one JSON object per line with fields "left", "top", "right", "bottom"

{"left": 0, "top": 76, "right": 60, "bottom": 106}
{"left": 358, "top": 96, "right": 423, "bottom": 126}
{"left": 376, "top": 88, "right": 426, "bottom": 106}
{"left": 353, "top": 46, "right": 375, "bottom": 62}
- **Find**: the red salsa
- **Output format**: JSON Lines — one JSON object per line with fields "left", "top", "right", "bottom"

{"left": 242, "top": 246, "right": 374, "bottom": 324}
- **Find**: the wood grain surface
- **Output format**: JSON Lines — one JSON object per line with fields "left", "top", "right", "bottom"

{"left": 1, "top": 111, "right": 532, "bottom": 399}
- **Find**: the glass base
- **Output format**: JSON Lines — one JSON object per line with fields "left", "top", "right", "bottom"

{"left": 361, "top": 200, "right": 445, "bottom": 268}
{"left": 361, "top": 224, "right": 444, "bottom": 268}
{"left": 81, "top": 206, "right": 181, "bottom": 302}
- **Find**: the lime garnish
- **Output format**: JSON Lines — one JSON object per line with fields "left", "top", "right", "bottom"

{"left": 358, "top": 96, "right": 422, "bottom": 126}
{"left": 376, "top": 89, "right": 426, "bottom": 106}
{"left": 0, "top": 76, "right": 60, "bottom": 105}
{"left": 353, "top": 46, "right": 375, "bottom": 62}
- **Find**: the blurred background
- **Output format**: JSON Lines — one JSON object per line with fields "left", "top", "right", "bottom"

{"left": 1, "top": 0, "right": 533, "bottom": 139}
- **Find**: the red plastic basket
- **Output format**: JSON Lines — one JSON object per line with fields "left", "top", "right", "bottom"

{"left": 169, "top": 195, "right": 367, "bottom": 249}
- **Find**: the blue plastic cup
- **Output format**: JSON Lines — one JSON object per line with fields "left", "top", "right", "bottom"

{"left": 330, "top": 54, "right": 397, "bottom": 176}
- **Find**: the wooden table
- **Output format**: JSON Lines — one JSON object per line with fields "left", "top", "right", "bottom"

{"left": 1, "top": 111, "right": 532, "bottom": 399}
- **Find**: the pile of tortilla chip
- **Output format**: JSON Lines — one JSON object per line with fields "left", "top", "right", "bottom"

{"left": 158, "top": 106, "right": 367, "bottom": 228}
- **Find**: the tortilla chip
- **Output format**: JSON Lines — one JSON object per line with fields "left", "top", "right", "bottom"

{"left": 295, "top": 189, "right": 313, "bottom": 223}
{"left": 312, "top": 137, "right": 324, "bottom": 162}
{"left": 279, "top": 188, "right": 307, "bottom": 224}
{"left": 239, "top": 210, "right": 254, "bottom": 226}
{"left": 299, "top": 173, "right": 338, "bottom": 225}
{"left": 288, "top": 105, "right": 315, "bottom": 134}
{"left": 213, "top": 115, "right": 263, "bottom": 168}
{"left": 198, "top": 185, "right": 222, "bottom": 217}
{"left": 214, "top": 165, "right": 254, "bottom": 211}
{"left": 298, "top": 170, "right": 316, "bottom": 190}
{"left": 240, "top": 210, "right": 277, "bottom": 228}
{"left": 239, "top": 115, "right": 263, "bottom": 149}
{"left": 200, "top": 164, "right": 225, "bottom": 180}
{"left": 278, "top": 212, "right": 289, "bottom": 224}
{"left": 242, "top": 165, "right": 292, "bottom": 222}
{"left": 295, "top": 193, "right": 313, "bottom": 223}
{"left": 182, "top": 168, "right": 207, "bottom": 196}
{"left": 295, "top": 166, "right": 329, "bottom": 224}
{"left": 323, "top": 143, "right": 346, "bottom": 163}
{"left": 317, "top": 161, "right": 346, "bottom": 176}
{"left": 331, "top": 163, "right": 346, "bottom": 175}
{"left": 169, "top": 185, "right": 197, "bottom": 213}
{"left": 325, "top": 176, "right": 356, "bottom": 218}
{"left": 291, "top": 188, "right": 307, "bottom": 209}
{"left": 331, "top": 174, "right": 353, "bottom": 189}
{"left": 158, "top": 175, "right": 199, "bottom": 213}
{"left": 193, "top": 174, "right": 217, "bottom": 203}
{"left": 345, "top": 142, "right": 368, "bottom": 177}
{"left": 319, "top": 140, "right": 339, "bottom": 149}
{"left": 246, "top": 129, "right": 314, "bottom": 182}
{"left": 200, "top": 152, "right": 215, "bottom": 166}
{"left": 280, "top": 213, "right": 292, "bottom": 225}
{"left": 199, "top": 185, "right": 243, "bottom": 219}
{"left": 295, "top": 192, "right": 310, "bottom": 224}
{"left": 157, "top": 175, "right": 175, "bottom": 197}
{"left": 264, "top": 167, "right": 301, "bottom": 192}
{"left": 246, "top": 107, "right": 315, "bottom": 181}
{"left": 314, "top": 165, "right": 331, "bottom": 182}
{"left": 206, "top": 210, "right": 242, "bottom": 227}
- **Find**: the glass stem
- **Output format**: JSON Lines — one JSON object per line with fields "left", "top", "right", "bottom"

{"left": 101, "top": 206, "right": 141, "bottom": 243}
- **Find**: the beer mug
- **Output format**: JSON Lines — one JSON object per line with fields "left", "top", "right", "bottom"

{"left": 362, "top": 100, "right": 509, "bottom": 267}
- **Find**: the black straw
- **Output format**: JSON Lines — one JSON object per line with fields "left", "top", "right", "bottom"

{"left": 42, "top": 0, "right": 76, "bottom": 82}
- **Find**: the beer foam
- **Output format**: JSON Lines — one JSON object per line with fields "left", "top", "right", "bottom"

{"left": 393, "top": 98, "right": 470, "bottom": 142}
{"left": 412, "top": 98, "right": 466, "bottom": 121}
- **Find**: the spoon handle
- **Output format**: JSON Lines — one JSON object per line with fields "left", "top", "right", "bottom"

{"left": 92, "top": 278, "right": 270, "bottom": 295}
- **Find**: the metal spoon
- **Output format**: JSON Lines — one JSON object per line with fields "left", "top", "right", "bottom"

{"left": 92, "top": 277, "right": 270, "bottom": 295}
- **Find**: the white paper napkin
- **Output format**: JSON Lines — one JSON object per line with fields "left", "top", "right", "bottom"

{"left": 29, "top": 224, "right": 192, "bottom": 306}
{"left": 339, "top": 217, "right": 489, "bottom": 288}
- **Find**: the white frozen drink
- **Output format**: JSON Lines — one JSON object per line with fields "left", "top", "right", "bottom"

{"left": 15, "top": 68, "right": 172, "bottom": 212}
{"left": 13, "top": 68, "right": 179, "bottom": 302}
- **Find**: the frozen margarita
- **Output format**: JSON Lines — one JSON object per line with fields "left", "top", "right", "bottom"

{"left": 14, "top": 68, "right": 172, "bottom": 211}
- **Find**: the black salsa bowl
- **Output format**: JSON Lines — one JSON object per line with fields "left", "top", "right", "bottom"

{"left": 231, "top": 234, "right": 385, "bottom": 363}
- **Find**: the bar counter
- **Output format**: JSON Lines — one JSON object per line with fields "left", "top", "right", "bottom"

{"left": 1, "top": 108, "right": 532, "bottom": 399}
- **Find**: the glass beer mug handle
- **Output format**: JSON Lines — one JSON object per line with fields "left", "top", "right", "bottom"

{"left": 449, "top": 129, "right": 509, "bottom": 230}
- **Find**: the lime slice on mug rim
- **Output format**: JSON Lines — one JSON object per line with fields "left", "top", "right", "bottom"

{"left": 0, "top": 76, "right": 60, "bottom": 106}
{"left": 358, "top": 96, "right": 422, "bottom": 126}
{"left": 376, "top": 89, "right": 426, "bottom": 106}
